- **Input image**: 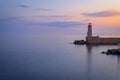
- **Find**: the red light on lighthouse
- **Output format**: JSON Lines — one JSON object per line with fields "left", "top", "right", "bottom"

{"left": 88, "top": 23, "right": 92, "bottom": 27}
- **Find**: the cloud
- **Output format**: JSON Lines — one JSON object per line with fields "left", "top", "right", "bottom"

{"left": 32, "top": 15, "right": 73, "bottom": 21}
{"left": 0, "top": 15, "right": 72, "bottom": 23}
{"left": 81, "top": 10, "right": 120, "bottom": 17}
{"left": 0, "top": 17, "right": 17, "bottom": 22}
{"left": 0, "top": 16, "right": 24, "bottom": 22}
{"left": 28, "top": 21, "right": 85, "bottom": 27}
{"left": 36, "top": 8, "right": 52, "bottom": 11}
{"left": 36, "top": 15, "right": 72, "bottom": 18}
{"left": 49, "top": 16, "right": 71, "bottom": 18}
{"left": 0, "top": 16, "right": 26, "bottom": 27}
{"left": 19, "top": 5, "right": 29, "bottom": 8}
{"left": 0, "top": 16, "right": 84, "bottom": 28}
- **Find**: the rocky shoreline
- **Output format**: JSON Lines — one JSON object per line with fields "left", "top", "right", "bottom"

{"left": 102, "top": 49, "right": 120, "bottom": 55}
{"left": 73, "top": 40, "right": 86, "bottom": 45}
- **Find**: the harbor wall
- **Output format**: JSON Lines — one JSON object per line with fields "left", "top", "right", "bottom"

{"left": 100, "top": 38, "right": 120, "bottom": 44}
{"left": 86, "top": 36, "right": 120, "bottom": 44}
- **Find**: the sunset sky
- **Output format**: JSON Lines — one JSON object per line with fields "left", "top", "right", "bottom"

{"left": 0, "top": 0, "right": 120, "bottom": 36}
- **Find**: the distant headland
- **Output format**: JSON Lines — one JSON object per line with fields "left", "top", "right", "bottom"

{"left": 74, "top": 23, "right": 120, "bottom": 45}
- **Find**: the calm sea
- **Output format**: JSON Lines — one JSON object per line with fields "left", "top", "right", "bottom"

{"left": 0, "top": 34, "right": 120, "bottom": 80}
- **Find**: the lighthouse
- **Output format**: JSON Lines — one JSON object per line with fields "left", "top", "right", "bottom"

{"left": 87, "top": 23, "right": 92, "bottom": 37}
{"left": 74, "top": 22, "right": 120, "bottom": 45}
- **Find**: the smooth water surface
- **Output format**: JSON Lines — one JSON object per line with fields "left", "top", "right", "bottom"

{"left": 0, "top": 35, "right": 120, "bottom": 80}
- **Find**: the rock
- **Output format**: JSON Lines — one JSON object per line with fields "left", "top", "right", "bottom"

{"left": 73, "top": 40, "right": 86, "bottom": 45}
{"left": 102, "top": 49, "right": 120, "bottom": 55}
{"left": 102, "top": 51, "right": 106, "bottom": 54}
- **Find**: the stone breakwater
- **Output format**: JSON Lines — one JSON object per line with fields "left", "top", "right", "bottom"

{"left": 102, "top": 49, "right": 120, "bottom": 55}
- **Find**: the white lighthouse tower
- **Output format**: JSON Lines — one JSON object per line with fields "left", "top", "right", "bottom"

{"left": 87, "top": 23, "right": 92, "bottom": 37}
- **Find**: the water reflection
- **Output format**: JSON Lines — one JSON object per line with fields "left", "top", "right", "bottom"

{"left": 86, "top": 45, "right": 92, "bottom": 80}
{"left": 85, "top": 44, "right": 120, "bottom": 80}
{"left": 117, "top": 56, "right": 120, "bottom": 80}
